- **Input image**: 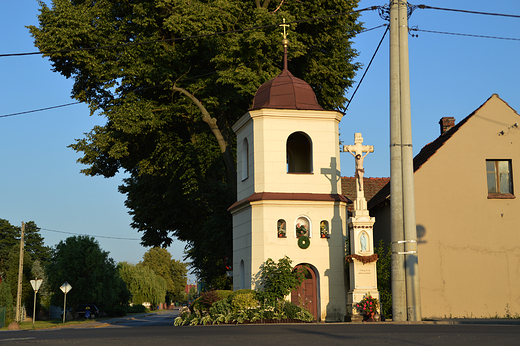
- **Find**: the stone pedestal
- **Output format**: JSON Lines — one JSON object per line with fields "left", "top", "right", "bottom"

{"left": 346, "top": 214, "right": 379, "bottom": 321}
{"left": 344, "top": 133, "right": 379, "bottom": 322}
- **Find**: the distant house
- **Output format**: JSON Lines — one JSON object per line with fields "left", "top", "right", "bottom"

{"left": 369, "top": 94, "right": 520, "bottom": 318}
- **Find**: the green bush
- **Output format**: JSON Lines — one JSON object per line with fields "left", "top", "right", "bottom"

{"left": 106, "top": 305, "right": 127, "bottom": 317}
{"left": 229, "top": 290, "right": 258, "bottom": 312}
{"left": 126, "top": 304, "right": 149, "bottom": 314}
{"left": 216, "top": 290, "right": 233, "bottom": 300}
{"left": 375, "top": 239, "right": 392, "bottom": 319}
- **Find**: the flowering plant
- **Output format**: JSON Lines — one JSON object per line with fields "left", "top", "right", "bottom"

{"left": 278, "top": 225, "right": 286, "bottom": 237}
{"left": 295, "top": 223, "right": 307, "bottom": 237}
{"left": 356, "top": 293, "right": 379, "bottom": 314}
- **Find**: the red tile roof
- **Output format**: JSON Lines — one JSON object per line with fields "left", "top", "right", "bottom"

{"left": 341, "top": 177, "right": 390, "bottom": 213}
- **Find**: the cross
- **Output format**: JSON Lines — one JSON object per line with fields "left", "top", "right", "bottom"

{"left": 280, "top": 18, "right": 290, "bottom": 40}
{"left": 344, "top": 133, "right": 373, "bottom": 193}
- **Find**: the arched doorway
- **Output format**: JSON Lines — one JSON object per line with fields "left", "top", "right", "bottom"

{"left": 291, "top": 264, "right": 318, "bottom": 321}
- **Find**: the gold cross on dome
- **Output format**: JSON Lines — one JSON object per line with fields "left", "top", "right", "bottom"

{"left": 280, "top": 18, "right": 290, "bottom": 40}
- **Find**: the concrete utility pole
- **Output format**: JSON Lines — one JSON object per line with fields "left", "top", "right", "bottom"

{"left": 388, "top": 0, "right": 421, "bottom": 322}
{"left": 15, "top": 222, "right": 25, "bottom": 322}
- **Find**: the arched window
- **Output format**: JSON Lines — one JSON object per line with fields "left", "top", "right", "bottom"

{"left": 277, "top": 219, "right": 286, "bottom": 238}
{"left": 242, "top": 138, "right": 249, "bottom": 180}
{"left": 295, "top": 216, "right": 312, "bottom": 238}
{"left": 287, "top": 132, "right": 312, "bottom": 173}
{"left": 319, "top": 220, "right": 329, "bottom": 238}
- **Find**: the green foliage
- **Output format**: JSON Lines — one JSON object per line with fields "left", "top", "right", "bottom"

{"left": 141, "top": 247, "right": 188, "bottom": 302}
{"left": 229, "top": 290, "right": 258, "bottom": 312}
{"left": 46, "top": 236, "right": 130, "bottom": 310}
{"left": 259, "top": 256, "right": 306, "bottom": 301}
{"left": 0, "top": 220, "right": 52, "bottom": 309}
{"left": 175, "top": 293, "right": 313, "bottom": 326}
{"left": 125, "top": 304, "right": 149, "bottom": 314}
{"left": 29, "top": 0, "right": 362, "bottom": 286}
{"left": 375, "top": 239, "right": 392, "bottom": 319}
{"left": 118, "top": 261, "right": 166, "bottom": 307}
{"left": 0, "top": 280, "right": 13, "bottom": 323}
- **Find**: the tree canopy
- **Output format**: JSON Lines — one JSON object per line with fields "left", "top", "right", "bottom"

{"left": 118, "top": 261, "right": 166, "bottom": 307}
{"left": 0, "top": 220, "right": 51, "bottom": 308}
{"left": 46, "top": 235, "right": 130, "bottom": 309}
{"left": 29, "top": 0, "right": 362, "bottom": 286}
{"left": 141, "top": 247, "right": 187, "bottom": 302}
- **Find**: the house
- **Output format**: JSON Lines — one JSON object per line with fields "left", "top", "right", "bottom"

{"left": 369, "top": 94, "right": 520, "bottom": 318}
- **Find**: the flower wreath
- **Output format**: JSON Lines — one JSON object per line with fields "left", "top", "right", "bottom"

{"left": 298, "top": 235, "right": 310, "bottom": 249}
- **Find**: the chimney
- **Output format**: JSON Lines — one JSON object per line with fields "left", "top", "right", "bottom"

{"left": 439, "top": 117, "right": 455, "bottom": 135}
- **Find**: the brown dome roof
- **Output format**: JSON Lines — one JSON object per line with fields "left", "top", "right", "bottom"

{"left": 251, "top": 68, "right": 323, "bottom": 111}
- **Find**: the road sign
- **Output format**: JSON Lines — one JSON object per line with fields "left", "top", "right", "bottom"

{"left": 60, "top": 282, "right": 72, "bottom": 294}
{"left": 30, "top": 279, "right": 43, "bottom": 292}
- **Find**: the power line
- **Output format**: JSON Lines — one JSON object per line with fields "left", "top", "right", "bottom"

{"left": 0, "top": 102, "right": 81, "bottom": 118}
{"left": 0, "top": 7, "right": 376, "bottom": 58}
{"left": 417, "top": 4, "right": 520, "bottom": 19}
{"left": 39, "top": 227, "right": 140, "bottom": 241}
{"left": 346, "top": 25, "right": 389, "bottom": 111}
{"left": 410, "top": 28, "right": 520, "bottom": 41}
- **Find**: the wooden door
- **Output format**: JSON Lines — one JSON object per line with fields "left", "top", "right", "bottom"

{"left": 291, "top": 265, "right": 318, "bottom": 320}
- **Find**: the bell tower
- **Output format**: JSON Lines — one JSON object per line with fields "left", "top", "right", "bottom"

{"left": 229, "top": 22, "right": 349, "bottom": 322}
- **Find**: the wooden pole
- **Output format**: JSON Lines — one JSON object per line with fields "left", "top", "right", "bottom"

{"left": 15, "top": 222, "right": 25, "bottom": 322}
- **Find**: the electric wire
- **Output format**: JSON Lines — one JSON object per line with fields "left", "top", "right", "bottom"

{"left": 346, "top": 25, "right": 389, "bottom": 111}
{"left": 417, "top": 4, "right": 520, "bottom": 19}
{"left": 0, "top": 102, "right": 81, "bottom": 118}
{"left": 39, "top": 227, "right": 140, "bottom": 241}
{"left": 410, "top": 28, "right": 520, "bottom": 41}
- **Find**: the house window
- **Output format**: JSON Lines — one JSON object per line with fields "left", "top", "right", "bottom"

{"left": 242, "top": 138, "right": 249, "bottom": 181}
{"left": 486, "top": 160, "right": 514, "bottom": 198}
{"left": 287, "top": 132, "right": 312, "bottom": 173}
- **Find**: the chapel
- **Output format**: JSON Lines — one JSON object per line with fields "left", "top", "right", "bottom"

{"left": 228, "top": 31, "right": 351, "bottom": 322}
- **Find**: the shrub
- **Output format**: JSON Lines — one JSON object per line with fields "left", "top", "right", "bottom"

{"left": 229, "top": 290, "right": 258, "bottom": 312}
{"left": 126, "top": 304, "right": 149, "bottom": 314}
{"left": 259, "top": 257, "right": 306, "bottom": 300}
{"left": 106, "top": 305, "right": 127, "bottom": 317}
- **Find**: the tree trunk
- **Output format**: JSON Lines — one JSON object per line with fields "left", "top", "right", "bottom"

{"left": 171, "top": 86, "right": 237, "bottom": 193}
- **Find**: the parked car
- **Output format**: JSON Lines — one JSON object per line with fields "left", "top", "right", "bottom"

{"left": 73, "top": 304, "right": 100, "bottom": 319}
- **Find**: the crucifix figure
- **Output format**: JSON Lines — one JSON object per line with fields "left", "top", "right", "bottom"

{"left": 344, "top": 133, "right": 374, "bottom": 194}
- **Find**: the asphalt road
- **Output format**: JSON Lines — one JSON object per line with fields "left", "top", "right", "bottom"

{"left": 1, "top": 311, "right": 519, "bottom": 346}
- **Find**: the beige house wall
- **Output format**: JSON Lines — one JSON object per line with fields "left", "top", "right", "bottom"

{"left": 373, "top": 95, "right": 520, "bottom": 318}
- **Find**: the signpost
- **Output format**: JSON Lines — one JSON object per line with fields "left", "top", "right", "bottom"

{"left": 60, "top": 282, "right": 72, "bottom": 323}
{"left": 30, "top": 279, "right": 43, "bottom": 327}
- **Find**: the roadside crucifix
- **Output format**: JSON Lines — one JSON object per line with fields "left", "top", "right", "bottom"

{"left": 344, "top": 133, "right": 374, "bottom": 196}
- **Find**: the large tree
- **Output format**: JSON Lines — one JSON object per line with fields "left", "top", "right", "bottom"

{"left": 141, "top": 247, "right": 187, "bottom": 302}
{"left": 29, "top": 0, "right": 362, "bottom": 286}
{"left": 46, "top": 236, "right": 130, "bottom": 309}
{"left": 0, "top": 220, "right": 52, "bottom": 308}
{"left": 118, "top": 261, "right": 167, "bottom": 307}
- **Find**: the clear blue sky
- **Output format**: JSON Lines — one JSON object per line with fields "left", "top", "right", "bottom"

{"left": 1, "top": 1, "right": 519, "bottom": 275}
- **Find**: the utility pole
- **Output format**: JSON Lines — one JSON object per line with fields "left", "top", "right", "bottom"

{"left": 15, "top": 222, "right": 25, "bottom": 322}
{"left": 398, "top": 0, "right": 422, "bottom": 322}
{"left": 389, "top": 0, "right": 406, "bottom": 322}
{"left": 388, "top": 0, "right": 422, "bottom": 321}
